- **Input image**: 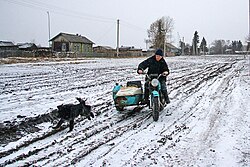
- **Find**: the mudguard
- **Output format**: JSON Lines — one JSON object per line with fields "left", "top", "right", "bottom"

{"left": 151, "top": 90, "right": 159, "bottom": 97}
{"left": 112, "top": 84, "right": 121, "bottom": 99}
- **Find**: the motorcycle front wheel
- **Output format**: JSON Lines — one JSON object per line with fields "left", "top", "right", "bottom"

{"left": 152, "top": 96, "right": 159, "bottom": 121}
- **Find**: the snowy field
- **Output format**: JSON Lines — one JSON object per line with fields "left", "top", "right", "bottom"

{"left": 0, "top": 55, "right": 249, "bottom": 166}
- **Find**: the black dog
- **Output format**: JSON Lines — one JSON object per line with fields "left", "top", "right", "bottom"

{"left": 52, "top": 97, "right": 94, "bottom": 132}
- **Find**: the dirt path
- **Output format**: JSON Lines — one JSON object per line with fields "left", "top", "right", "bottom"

{"left": 0, "top": 56, "right": 249, "bottom": 166}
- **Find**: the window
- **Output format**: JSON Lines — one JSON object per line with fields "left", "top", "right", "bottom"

{"left": 62, "top": 43, "right": 66, "bottom": 51}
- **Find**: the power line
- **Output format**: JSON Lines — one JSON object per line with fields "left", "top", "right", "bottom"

{"left": 120, "top": 20, "right": 147, "bottom": 32}
{"left": 3, "top": 0, "right": 115, "bottom": 23}
{"left": 95, "top": 22, "right": 116, "bottom": 43}
{"left": 3, "top": 0, "right": 149, "bottom": 31}
{"left": 2, "top": 0, "right": 149, "bottom": 48}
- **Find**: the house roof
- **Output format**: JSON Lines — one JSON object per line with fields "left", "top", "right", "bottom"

{"left": 166, "top": 43, "right": 178, "bottom": 49}
{"left": 0, "top": 41, "right": 15, "bottom": 47}
{"left": 94, "top": 46, "right": 114, "bottom": 50}
{"left": 50, "top": 32, "right": 94, "bottom": 44}
{"left": 17, "top": 43, "right": 37, "bottom": 49}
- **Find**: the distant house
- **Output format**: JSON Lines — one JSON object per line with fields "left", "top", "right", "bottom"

{"left": 0, "top": 41, "right": 18, "bottom": 51}
{"left": 166, "top": 43, "right": 181, "bottom": 56}
{"left": 50, "top": 32, "right": 94, "bottom": 53}
{"left": 119, "top": 46, "right": 143, "bottom": 56}
{"left": 17, "top": 43, "right": 38, "bottom": 51}
{"left": 93, "top": 46, "right": 114, "bottom": 53}
{"left": 225, "top": 48, "right": 234, "bottom": 54}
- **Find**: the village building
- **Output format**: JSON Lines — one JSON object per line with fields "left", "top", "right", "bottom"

{"left": 165, "top": 43, "right": 181, "bottom": 56}
{"left": 93, "top": 46, "right": 115, "bottom": 53}
{"left": 17, "top": 43, "right": 38, "bottom": 51}
{"left": 0, "top": 41, "right": 18, "bottom": 51}
{"left": 119, "top": 46, "right": 143, "bottom": 57}
{"left": 50, "top": 32, "right": 94, "bottom": 53}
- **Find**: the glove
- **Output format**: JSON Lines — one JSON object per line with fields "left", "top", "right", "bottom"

{"left": 138, "top": 70, "right": 143, "bottom": 74}
{"left": 163, "top": 71, "right": 169, "bottom": 76}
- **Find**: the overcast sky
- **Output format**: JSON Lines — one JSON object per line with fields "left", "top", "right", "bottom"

{"left": 0, "top": 0, "right": 248, "bottom": 49}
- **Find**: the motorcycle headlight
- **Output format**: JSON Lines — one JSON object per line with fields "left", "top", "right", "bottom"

{"left": 151, "top": 79, "right": 159, "bottom": 87}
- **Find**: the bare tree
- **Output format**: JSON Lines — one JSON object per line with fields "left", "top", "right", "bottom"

{"left": 245, "top": 35, "right": 250, "bottom": 51}
{"left": 147, "top": 16, "right": 174, "bottom": 49}
{"left": 210, "top": 40, "right": 226, "bottom": 54}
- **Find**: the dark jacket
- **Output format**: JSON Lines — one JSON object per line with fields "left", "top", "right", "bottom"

{"left": 137, "top": 55, "right": 169, "bottom": 81}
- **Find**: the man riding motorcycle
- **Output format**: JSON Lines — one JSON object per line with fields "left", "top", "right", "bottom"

{"left": 137, "top": 48, "right": 170, "bottom": 105}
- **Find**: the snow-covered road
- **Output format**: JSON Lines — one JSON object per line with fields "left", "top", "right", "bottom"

{"left": 0, "top": 55, "right": 249, "bottom": 166}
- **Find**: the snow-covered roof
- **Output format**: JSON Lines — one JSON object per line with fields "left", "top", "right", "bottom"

{"left": 17, "top": 43, "right": 36, "bottom": 49}
{"left": 94, "top": 46, "right": 114, "bottom": 50}
{"left": 0, "top": 41, "right": 14, "bottom": 47}
{"left": 50, "top": 32, "right": 94, "bottom": 44}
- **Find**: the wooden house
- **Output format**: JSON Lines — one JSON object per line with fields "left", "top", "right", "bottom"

{"left": 93, "top": 46, "right": 115, "bottom": 53}
{"left": 50, "top": 32, "right": 94, "bottom": 53}
{"left": 17, "top": 43, "right": 38, "bottom": 51}
{"left": 0, "top": 41, "right": 18, "bottom": 51}
{"left": 166, "top": 43, "right": 181, "bottom": 56}
{"left": 119, "top": 46, "right": 143, "bottom": 56}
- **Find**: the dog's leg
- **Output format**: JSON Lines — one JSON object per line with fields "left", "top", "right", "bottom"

{"left": 69, "top": 119, "right": 74, "bottom": 132}
{"left": 52, "top": 119, "right": 64, "bottom": 129}
{"left": 90, "top": 112, "right": 94, "bottom": 118}
{"left": 86, "top": 111, "right": 94, "bottom": 120}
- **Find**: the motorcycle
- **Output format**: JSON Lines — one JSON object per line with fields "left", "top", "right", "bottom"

{"left": 145, "top": 73, "right": 166, "bottom": 121}
{"left": 112, "top": 73, "right": 166, "bottom": 121}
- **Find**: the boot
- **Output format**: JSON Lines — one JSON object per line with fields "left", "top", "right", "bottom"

{"left": 141, "top": 98, "right": 150, "bottom": 106}
{"left": 163, "top": 91, "right": 170, "bottom": 104}
{"left": 141, "top": 84, "right": 150, "bottom": 106}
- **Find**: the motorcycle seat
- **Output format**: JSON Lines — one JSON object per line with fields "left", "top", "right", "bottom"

{"left": 116, "top": 86, "right": 142, "bottom": 96}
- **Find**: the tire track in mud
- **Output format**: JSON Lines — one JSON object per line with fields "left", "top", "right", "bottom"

{"left": 44, "top": 113, "right": 153, "bottom": 166}
{"left": 77, "top": 61, "right": 235, "bottom": 166}
{"left": 0, "top": 60, "right": 237, "bottom": 166}
{"left": 0, "top": 95, "right": 113, "bottom": 157}
{"left": 121, "top": 62, "right": 240, "bottom": 166}
{"left": 0, "top": 66, "right": 133, "bottom": 99}
{"left": 0, "top": 67, "right": 138, "bottom": 166}
{"left": 43, "top": 62, "right": 237, "bottom": 166}
{"left": 0, "top": 101, "right": 112, "bottom": 166}
{"left": 0, "top": 63, "right": 131, "bottom": 150}
{"left": 0, "top": 66, "right": 136, "bottom": 118}
{"left": 159, "top": 62, "right": 236, "bottom": 136}
{"left": 78, "top": 63, "right": 234, "bottom": 166}
{"left": 0, "top": 101, "right": 151, "bottom": 166}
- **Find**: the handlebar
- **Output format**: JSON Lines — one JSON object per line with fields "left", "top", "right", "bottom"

{"left": 140, "top": 73, "right": 166, "bottom": 80}
{"left": 147, "top": 73, "right": 164, "bottom": 80}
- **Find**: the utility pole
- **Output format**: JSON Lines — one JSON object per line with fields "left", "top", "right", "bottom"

{"left": 248, "top": 0, "right": 250, "bottom": 52}
{"left": 116, "top": 19, "right": 120, "bottom": 57}
{"left": 144, "top": 39, "right": 150, "bottom": 50}
{"left": 163, "top": 35, "right": 166, "bottom": 56}
{"left": 47, "top": 11, "right": 51, "bottom": 48}
{"left": 161, "top": 29, "right": 166, "bottom": 56}
{"left": 182, "top": 37, "right": 185, "bottom": 56}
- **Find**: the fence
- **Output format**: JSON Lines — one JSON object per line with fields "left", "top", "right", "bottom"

{"left": 0, "top": 50, "right": 144, "bottom": 58}
{"left": 0, "top": 50, "right": 54, "bottom": 58}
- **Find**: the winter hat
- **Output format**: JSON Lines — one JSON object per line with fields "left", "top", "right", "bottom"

{"left": 155, "top": 49, "right": 163, "bottom": 56}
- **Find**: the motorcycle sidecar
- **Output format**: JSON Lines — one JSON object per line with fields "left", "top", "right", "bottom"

{"left": 112, "top": 81, "right": 143, "bottom": 111}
